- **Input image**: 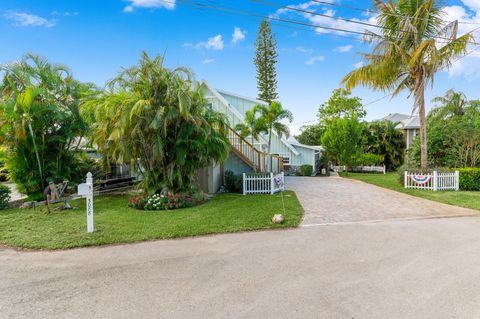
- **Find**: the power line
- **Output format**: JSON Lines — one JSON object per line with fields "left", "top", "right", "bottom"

{"left": 311, "top": 0, "right": 480, "bottom": 25}
{"left": 250, "top": 0, "right": 478, "bottom": 44}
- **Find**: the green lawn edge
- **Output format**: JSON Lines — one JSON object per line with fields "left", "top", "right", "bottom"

{"left": 0, "top": 191, "right": 303, "bottom": 250}
{"left": 339, "top": 172, "right": 480, "bottom": 211}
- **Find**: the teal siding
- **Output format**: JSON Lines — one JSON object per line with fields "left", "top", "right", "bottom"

{"left": 224, "top": 152, "right": 254, "bottom": 175}
{"left": 290, "top": 145, "right": 316, "bottom": 167}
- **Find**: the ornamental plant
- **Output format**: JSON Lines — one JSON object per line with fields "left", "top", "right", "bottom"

{"left": 129, "top": 192, "right": 193, "bottom": 211}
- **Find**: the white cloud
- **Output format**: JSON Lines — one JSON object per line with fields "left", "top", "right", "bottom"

{"left": 185, "top": 34, "right": 224, "bottom": 50}
{"left": 306, "top": 56, "right": 324, "bottom": 65}
{"left": 232, "top": 27, "right": 246, "bottom": 44}
{"left": 296, "top": 46, "right": 314, "bottom": 54}
{"left": 205, "top": 35, "right": 224, "bottom": 50}
{"left": 354, "top": 61, "right": 364, "bottom": 69}
{"left": 4, "top": 11, "right": 56, "bottom": 27}
{"left": 441, "top": 2, "right": 480, "bottom": 79}
{"left": 124, "top": 0, "right": 175, "bottom": 12}
{"left": 335, "top": 45, "right": 353, "bottom": 53}
{"left": 272, "top": 2, "right": 379, "bottom": 36}
{"left": 202, "top": 58, "right": 214, "bottom": 64}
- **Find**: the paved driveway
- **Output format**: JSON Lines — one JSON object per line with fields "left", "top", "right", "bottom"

{"left": 287, "top": 176, "right": 478, "bottom": 225}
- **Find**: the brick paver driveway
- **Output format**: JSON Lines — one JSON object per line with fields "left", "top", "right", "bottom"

{"left": 287, "top": 176, "right": 478, "bottom": 225}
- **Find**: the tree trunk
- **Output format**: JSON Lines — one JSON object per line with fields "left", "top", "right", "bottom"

{"left": 268, "top": 129, "right": 272, "bottom": 172}
{"left": 415, "top": 79, "right": 428, "bottom": 173}
{"left": 28, "top": 121, "right": 44, "bottom": 190}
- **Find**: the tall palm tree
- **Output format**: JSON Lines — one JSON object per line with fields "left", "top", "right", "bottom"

{"left": 254, "top": 101, "right": 293, "bottom": 169}
{"left": 342, "top": 0, "right": 474, "bottom": 172}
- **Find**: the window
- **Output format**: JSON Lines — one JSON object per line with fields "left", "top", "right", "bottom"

{"left": 282, "top": 155, "right": 290, "bottom": 165}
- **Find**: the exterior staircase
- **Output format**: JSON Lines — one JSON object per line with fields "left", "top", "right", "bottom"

{"left": 227, "top": 128, "right": 283, "bottom": 173}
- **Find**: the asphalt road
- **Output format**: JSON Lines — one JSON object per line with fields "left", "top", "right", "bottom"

{"left": 2, "top": 215, "right": 480, "bottom": 319}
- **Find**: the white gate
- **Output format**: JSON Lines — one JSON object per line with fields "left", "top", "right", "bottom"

{"left": 404, "top": 171, "right": 459, "bottom": 191}
{"left": 243, "top": 172, "right": 285, "bottom": 195}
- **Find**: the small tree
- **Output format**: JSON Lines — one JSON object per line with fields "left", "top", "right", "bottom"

{"left": 254, "top": 101, "right": 293, "bottom": 169}
{"left": 318, "top": 88, "right": 365, "bottom": 124}
{"left": 254, "top": 20, "right": 279, "bottom": 103}
{"left": 0, "top": 53, "right": 93, "bottom": 195}
{"left": 321, "top": 115, "right": 364, "bottom": 171}
{"left": 296, "top": 124, "right": 324, "bottom": 146}
{"left": 82, "top": 52, "right": 230, "bottom": 194}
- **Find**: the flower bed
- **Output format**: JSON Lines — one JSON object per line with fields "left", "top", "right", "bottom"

{"left": 129, "top": 193, "right": 193, "bottom": 211}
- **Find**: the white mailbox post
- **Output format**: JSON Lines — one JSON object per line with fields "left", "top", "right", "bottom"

{"left": 78, "top": 172, "right": 94, "bottom": 233}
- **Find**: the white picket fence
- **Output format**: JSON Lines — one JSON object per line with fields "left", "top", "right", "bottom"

{"left": 404, "top": 171, "right": 459, "bottom": 191}
{"left": 243, "top": 172, "right": 285, "bottom": 195}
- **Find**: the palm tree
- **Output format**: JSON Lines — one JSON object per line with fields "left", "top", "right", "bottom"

{"left": 254, "top": 101, "right": 293, "bottom": 170}
{"left": 1, "top": 53, "right": 90, "bottom": 194}
{"left": 82, "top": 52, "right": 230, "bottom": 193}
{"left": 342, "top": 0, "right": 474, "bottom": 172}
{"left": 430, "top": 89, "right": 467, "bottom": 119}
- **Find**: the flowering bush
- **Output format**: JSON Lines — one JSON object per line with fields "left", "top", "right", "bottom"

{"left": 129, "top": 192, "right": 194, "bottom": 211}
{"left": 128, "top": 194, "right": 148, "bottom": 210}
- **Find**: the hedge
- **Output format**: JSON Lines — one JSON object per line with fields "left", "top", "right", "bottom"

{"left": 457, "top": 168, "right": 480, "bottom": 191}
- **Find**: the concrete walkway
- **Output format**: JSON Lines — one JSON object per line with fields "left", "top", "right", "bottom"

{"left": 286, "top": 176, "right": 478, "bottom": 225}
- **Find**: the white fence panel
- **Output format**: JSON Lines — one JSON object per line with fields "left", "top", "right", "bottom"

{"left": 243, "top": 172, "right": 285, "bottom": 195}
{"left": 404, "top": 171, "right": 459, "bottom": 191}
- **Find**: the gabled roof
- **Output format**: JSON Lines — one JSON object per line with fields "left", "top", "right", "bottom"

{"left": 382, "top": 113, "right": 410, "bottom": 123}
{"left": 287, "top": 137, "right": 323, "bottom": 151}
{"left": 216, "top": 89, "right": 267, "bottom": 106}
{"left": 200, "top": 81, "right": 300, "bottom": 156}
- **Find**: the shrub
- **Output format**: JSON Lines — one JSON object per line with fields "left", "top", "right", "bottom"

{"left": 0, "top": 184, "right": 11, "bottom": 210}
{"left": 128, "top": 193, "right": 148, "bottom": 210}
{"left": 224, "top": 170, "right": 243, "bottom": 193}
{"left": 356, "top": 153, "right": 384, "bottom": 166}
{"left": 298, "top": 165, "right": 313, "bottom": 176}
{"left": 129, "top": 193, "right": 193, "bottom": 211}
{"left": 457, "top": 168, "right": 480, "bottom": 191}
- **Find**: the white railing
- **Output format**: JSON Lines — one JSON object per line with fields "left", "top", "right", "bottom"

{"left": 243, "top": 172, "right": 285, "bottom": 195}
{"left": 331, "top": 165, "right": 386, "bottom": 174}
{"left": 352, "top": 166, "right": 386, "bottom": 174}
{"left": 404, "top": 171, "right": 459, "bottom": 191}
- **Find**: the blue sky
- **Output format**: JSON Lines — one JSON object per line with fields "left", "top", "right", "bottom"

{"left": 1, "top": 0, "right": 480, "bottom": 134}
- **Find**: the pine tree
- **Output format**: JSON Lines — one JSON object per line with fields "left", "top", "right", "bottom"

{"left": 254, "top": 20, "right": 278, "bottom": 103}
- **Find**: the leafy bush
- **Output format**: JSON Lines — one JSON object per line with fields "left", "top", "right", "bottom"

{"left": 457, "top": 168, "right": 480, "bottom": 191}
{"left": 128, "top": 193, "right": 148, "bottom": 210}
{"left": 355, "top": 153, "right": 384, "bottom": 166}
{"left": 297, "top": 165, "right": 313, "bottom": 176}
{"left": 129, "top": 193, "right": 193, "bottom": 210}
{"left": 0, "top": 184, "right": 11, "bottom": 210}
{"left": 224, "top": 170, "right": 243, "bottom": 193}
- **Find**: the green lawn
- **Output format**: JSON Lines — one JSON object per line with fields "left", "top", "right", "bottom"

{"left": 0, "top": 191, "right": 303, "bottom": 250}
{"left": 340, "top": 172, "right": 480, "bottom": 211}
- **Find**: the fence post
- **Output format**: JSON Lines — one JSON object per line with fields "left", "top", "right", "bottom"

{"left": 433, "top": 171, "right": 438, "bottom": 191}
{"left": 404, "top": 171, "right": 408, "bottom": 189}
{"left": 281, "top": 172, "right": 285, "bottom": 192}
{"left": 270, "top": 172, "right": 274, "bottom": 195}
{"left": 242, "top": 173, "right": 246, "bottom": 195}
{"left": 383, "top": 165, "right": 386, "bottom": 174}
{"left": 455, "top": 170, "right": 460, "bottom": 191}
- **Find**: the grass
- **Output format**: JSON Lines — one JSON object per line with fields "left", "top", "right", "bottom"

{"left": 340, "top": 172, "right": 480, "bottom": 211}
{"left": 0, "top": 191, "right": 303, "bottom": 250}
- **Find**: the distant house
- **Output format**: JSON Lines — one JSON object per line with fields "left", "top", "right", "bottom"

{"left": 383, "top": 113, "right": 420, "bottom": 149}
{"left": 197, "top": 81, "right": 323, "bottom": 193}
